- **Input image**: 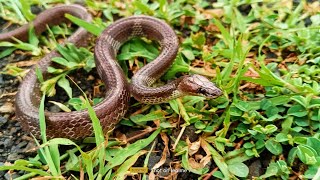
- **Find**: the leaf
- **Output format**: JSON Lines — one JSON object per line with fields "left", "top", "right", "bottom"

{"left": 228, "top": 162, "right": 249, "bottom": 178}
{"left": 169, "top": 99, "right": 179, "bottom": 114}
{"left": 133, "top": 0, "right": 154, "bottom": 15}
{"left": 38, "top": 94, "right": 60, "bottom": 176}
{"left": 275, "top": 133, "right": 288, "bottom": 142}
{"left": 297, "top": 145, "right": 318, "bottom": 165}
{"left": 0, "top": 165, "right": 50, "bottom": 177}
{"left": 65, "top": 14, "right": 103, "bottom": 36}
{"left": 48, "top": 101, "right": 71, "bottom": 112}
{"left": 0, "top": 47, "right": 16, "bottom": 58}
{"left": 194, "top": 121, "right": 206, "bottom": 130}
{"left": 51, "top": 57, "right": 69, "bottom": 66}
{"left": 19, "top": 0, "right": 36, "bottom": 21}
{"left": 164, "top": 53, "right": 190, "bottom": 80}
{"left": 130, "top": 111, "right": 165, "bottom": 123}
{"left": 291, "top": 95, "right": 308, "bottom": 108}
{"left": 265, "top": 139, "right": 283, "bottom": 155}
{"left": 201, "top": 140, "right": 231, "bottom": 178}
{"left": 105, "top": 128, "right": 161, "bottom": 172}
{"left": 181, "top": 49, "right": 195, "bottom": 60}
{"left": 264, "top": 124, "right": 278, "bottom": 134}
{"left": 234, "top": 101, "right": 250, "bottom": 112}
{"left": 306, "top": 137, "right": 320, "bottom": 155}
{"left": 85, "top": 97, "right": 105, "bottom": 178}
{"left": 35, "top": 66, "right": 44, "bottom": 83}
{"left": 181, "top": 150, "right": 208, "bottom": 175}
{"left": 287, "top": 104, "right": 308, "bottom": 117}
{"left": 265, "top": 106, "right": 279, "bottom": 118}
{"left": 191, "top": 32, "right": 206, "bottom": 49}
{"left": 287, "top": 147, "right": 298, "bottom": 166}
{"left": 57, "top": 76, "right": 72, "bottom": 98}
{"left": 113, "top": 150, "right": 147, "bottom": 180}
{"left": 68, "top": 98, "right": 86, "bottom": 111}
{"left": 28, "top": 25, "right": 39, "bottom": 47}
{"left": 0, "top": 41, "right": 15, "bottom": 47}
{"left": 259, "top": 162, "right": 278, "bottom": 178}
{"left": 260, "top": 99, "right": 273, "bottom": 110}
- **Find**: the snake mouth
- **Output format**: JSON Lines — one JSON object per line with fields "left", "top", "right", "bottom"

{"left": 203, "top": 88, "right": 223, "bottom": 99}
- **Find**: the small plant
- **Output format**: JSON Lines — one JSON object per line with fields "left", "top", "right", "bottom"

{"left": 40, "top": 43, "right": 95, "bottom": 98}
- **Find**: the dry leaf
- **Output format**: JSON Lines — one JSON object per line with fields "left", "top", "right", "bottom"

{"left": 152, "top": 133, "right": 170, "bottom": 170}
{"left": 0, "top": 102, "right": 14, "bottom": 113}
{"left": 187, "top": 138, "right": 201, "bottom": 156}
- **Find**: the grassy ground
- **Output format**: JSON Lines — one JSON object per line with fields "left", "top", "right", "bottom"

{"left": 0, "top": 0, "right": 320, "bottom": 179}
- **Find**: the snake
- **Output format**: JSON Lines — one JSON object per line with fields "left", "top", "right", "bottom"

{"left": 0, "top": 4, "right": 222, "bottom": 139}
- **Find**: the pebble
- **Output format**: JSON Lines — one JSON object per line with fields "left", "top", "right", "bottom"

{"left": 3, "top": 138, "right": 13, "bottom": 148}
{"left": 7, "top": 153, "right": 25, "bottom": 161}
{"left": 148, "top": 155, "right": 161, "bottom": 169}
{"left": 248, "top": 159, "right": 263, "bottom": 178}
{"left": 0, "top": 116, "right": 8, "bottom": 127}
{"left": 16, "top": 141, "right": 28, "bottom": 149}
{"left": 0, "top": 162, "right": 4, "bottom": 177}
{"left": 4, "top": 172, "right": 20, "bottom": 180}
{"left": 49, "top": 104, "right": 61, "bottom": 113}
{"left": 0, "top": 74, "right": 3, "bottom": 84}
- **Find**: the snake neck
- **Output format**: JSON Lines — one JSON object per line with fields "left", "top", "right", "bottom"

{"left": 130, "top": 76, "right": 186, "bottom": 104}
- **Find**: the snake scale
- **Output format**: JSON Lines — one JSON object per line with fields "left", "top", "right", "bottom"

{"left": 0, "top": 4, "right": 222, "bottom": 139}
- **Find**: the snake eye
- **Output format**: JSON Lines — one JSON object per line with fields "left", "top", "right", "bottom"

{"left": 197, "top": 88, "right": 206, "bottom": 94}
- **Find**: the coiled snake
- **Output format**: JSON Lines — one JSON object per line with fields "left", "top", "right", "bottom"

{"left": 0, "top": 5, "right": 222, "bottom": 139}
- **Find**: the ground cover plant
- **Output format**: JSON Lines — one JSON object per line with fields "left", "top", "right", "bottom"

{"left": 0, "top": 0, "right": 319, "bottom": 179}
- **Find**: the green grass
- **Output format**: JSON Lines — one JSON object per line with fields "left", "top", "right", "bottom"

{"left": 0, "top": 0, "right": 320, "bottom": 179}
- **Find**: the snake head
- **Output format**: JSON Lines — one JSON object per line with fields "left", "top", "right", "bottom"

{"left": 178, "top": 74, "right": 223, "bottom": 99}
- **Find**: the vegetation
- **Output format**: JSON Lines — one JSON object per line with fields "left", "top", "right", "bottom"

{"left": 0, "top": 0, "right": 320, "bottom": 179}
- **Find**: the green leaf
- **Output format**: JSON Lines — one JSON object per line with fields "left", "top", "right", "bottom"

{"left": 133, "top": 0, "right": 154, "bottom": 15}
{"left": 265, "top": 106, "right": 279, "bottom": 118}
{"left": 164, "top": 53, "right": 190, "bottom": 80}
{"left": 169, "top": 99, "right": 179, "bottom": 114}
{"left": 306, "top": 137, "right": 320, "bottom": 155}
{"left": 265, "top": 139, "right": 283, "bottom": 155}
{"left": 68, "top": 98, "right": 86, "bottom": 111}
{"left": 0, "top": 165, "right": 50, "bottom": 177}
{"left": 275, "top": 133, "right": 288, "bottom": 142}
{"left": 287, "top": 104, "right": 307, "bottom": 117}
{"left": 287, "top": 147, "right": 298, "bottom": 166}
{"left": 130, "top": 111, "right": 165, "bottom": 123}
{"left": 57, "top": 76, "right": 72, "bottom": 98}
{"left": 51, "top": 57, "right": 69, "bottom": 66}
{"left": 291, "top": 95, "right": 308, "bottom": 108}
{"left": 35, "top": 66, "right": 44, "bottom": 83}
{"left": 48, "top": 101, "right": 71, "bottom": 112}
{"left": 194, "top": 121, "right": 206, "bottom": 130}
{"left": 264, "top": 125, "right": 278, "bottom": 134}
{"left": 297, "top": 144, "right": 318, "bottom": 165}
{"left": 191, "top": 32, "right": 206, "bottom": 49}
{"left": 85, "top": 96, "right": 105, "bottom": 178}
{"left": 202, "top": 140, "right": 231, "bottom": 178}
{"left": 234, "top": 101, "right": 250, "bottom": 112}
{"left": 0, "top": 47, "right": 16, "bottom": 58}
{"left": 260, "top": 99, "right": 273, "bottom": 110}
{"left": 105, "top": 129, "right": 161, "bottom": 172}
{"left": 113, "top": 150, "right": 147, "bottom": 179}
{"left": 28, "top": 25, "right": 39, "bottom": 47}
{"left": 181, "top": 49, "right": 195, "bottom": 60}
{"left": 19, "top": 0, "right": 36, "bottom": 21}
{"left": 228, "top": 162, "right": 249, "bottom": 178}
{"left": 259, "top": 162, "right": 278, "bottom": 178}
{"left": 65, "top": 14, "right": 103, "bottom": 36}
{"left": 0, "top": 41, "right": 15, "bottom": 47}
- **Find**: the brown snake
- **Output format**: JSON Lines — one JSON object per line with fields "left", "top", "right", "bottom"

{"left": 0, "top": 5, "right": 222, "bottom": 139}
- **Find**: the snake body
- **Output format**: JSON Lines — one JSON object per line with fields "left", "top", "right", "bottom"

{"left": 0, "top": 5, "right": 222, "bottom": 139}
